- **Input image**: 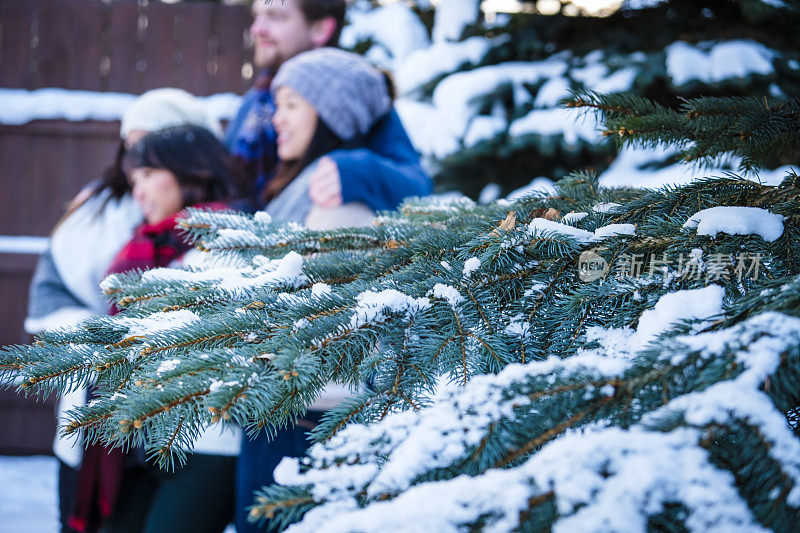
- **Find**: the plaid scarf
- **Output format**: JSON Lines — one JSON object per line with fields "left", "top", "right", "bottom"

{"left": 107, "top": 215, "right": 188, "bottom": 277}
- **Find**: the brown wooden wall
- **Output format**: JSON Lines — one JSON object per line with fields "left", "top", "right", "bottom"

{"left": 0, "top": 0, "right": 252, "bottom": 94}
{"left": 0, "top": 0, "right": 252, "bottom": 455}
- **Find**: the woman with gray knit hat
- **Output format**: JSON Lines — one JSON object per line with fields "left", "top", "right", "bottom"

{"left": 234, "top": 48, "right": 406, "bottom": 533}
{"left": 260, "top": 47, "right": 393, "bottom": 228}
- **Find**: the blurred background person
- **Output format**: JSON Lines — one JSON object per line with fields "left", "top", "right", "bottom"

{"left": 91, "top": 124, "right": 243, "bottom": 533}
{"left": 25, "top": 88, "right": 224, "bottom": 533}
{"left": 225, "top": 0, "right": 430, "bottom": 214}
{"left": 236, "top": 46, "right": 416, "bottom": 533}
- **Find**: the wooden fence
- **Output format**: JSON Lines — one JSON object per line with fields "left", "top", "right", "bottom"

{"left": 0, "top": 0, "right": 252, "bottom": 454}
{"left": 0, "top": 0, "right": 252, "bottom": 94}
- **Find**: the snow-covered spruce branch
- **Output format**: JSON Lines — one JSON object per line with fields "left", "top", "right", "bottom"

{"left": 252, "top": 312, "right": 800, "bottom": 532}
{"left": 566, "top": 92, "right": 800, "bottom": 171}
{"left": 0, "top": 173, "right": 798, "bottom": 509}
{"left": 179, "top": 208, "right": 426, "bottom": 262}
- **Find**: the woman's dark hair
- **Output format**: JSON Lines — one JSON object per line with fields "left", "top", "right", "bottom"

{"left": 125, "top": 125, "right": 249, "bottom": 206}
{"left": 262, "top": 119, "right": 344, "bottom": 203}
{"left": 100, "top": 141, "right": 131, "bottom": 200}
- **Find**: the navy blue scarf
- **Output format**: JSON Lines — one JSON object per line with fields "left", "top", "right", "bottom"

{"left": 230, "top": 70, "right": 278, "bottom": 201}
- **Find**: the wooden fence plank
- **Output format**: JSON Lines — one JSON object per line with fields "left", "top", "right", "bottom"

{"left": 0, "top": 0, "right": 36, "bottom": 89}
{"left": 0, "top": 388, "right": 56, "bottom": 455}
{"left": 36, "top": 0, "right": 105, "bottom": 90}
{"left": 0, "top": 121, "right": 120, "bottom": 236}
{"left": 140, "top": 2, "right": 177, "bottom": 91}
{"left": 36, "top": 0, "right": 73, "bottom": 88}
{"left": 35, "top": 0, "right": 105, "bottom": 90}
{"left": 64, "top": 0, "right": 106, "bottom": 91}
{"left": 107, "top": 0, "right": 142, "bottom": 93}
{"left": 27, "top": 128, "right": 61, "bottom": 234}
{"left": 0, "top": 254, "right": 37, "bottom": 346}
{"left": 213, "top": 3, "right": 251, "bottom": 95}
{"left": 2, "top": 0, "right": 249, "bottom": 94}
{"left": 0, "top": 131, "right": 29, "bottom": 235}
{"left": 176, "top": 2, "right": 212, "bottom": 95}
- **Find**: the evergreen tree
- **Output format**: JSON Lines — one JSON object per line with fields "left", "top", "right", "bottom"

{"left": 2, "top": 90, "right": 799, "bottom": 530}
{"left": 350, "top": 0, "right": 800, "bottom": 198}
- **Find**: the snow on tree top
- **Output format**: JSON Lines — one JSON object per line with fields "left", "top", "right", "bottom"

{"left": 341, "top": 2, "right": 429, "bottom": 67}
{"left": 432, "top": 60, "right": 569, "bottom": 137}
{"left": 666, "top": 40, "right": 775, "bottom": 87}
{"left": 396, "top": 36, "right": 492, "bottom": 95}
{"left": 509, "top": 107, "right": 600, "bottom": 145}
{"left": 432, "top": 0, "right": 480, "bottom": 44}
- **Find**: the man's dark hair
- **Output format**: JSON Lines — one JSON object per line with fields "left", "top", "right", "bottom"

{"left": 298, "top": 0, "right": 346, "bottom": 47}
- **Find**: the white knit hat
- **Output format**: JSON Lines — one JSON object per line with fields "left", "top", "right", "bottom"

{"left": 120, "top": 88, "right": 223, "bottom": 140}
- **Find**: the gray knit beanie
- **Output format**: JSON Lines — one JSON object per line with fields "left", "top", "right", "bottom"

{"left": 272, "top": 48, "right": 391, "bottom": 141}
{"left": 120, "top": 88, "right": 223, "bottom": 140}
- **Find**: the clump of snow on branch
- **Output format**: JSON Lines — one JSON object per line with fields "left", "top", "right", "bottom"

{"left": 462, "top": 257, "right": 481, "bottom": 277}
{"left": 348, "top": 290, "right": 431, "bottom": 329}
{"left": 683, "top": 206, "right": 785, "bottom": 242}
{"left": 430, "top": 284, "right": 465, "bottom": 308}
{"left": 528, "top": 218, "right": 637, "bottom": 243}
{"left": 121, "top": 309, "right": 200, "bottom": 337}
{"left": 594, "top": 223, "right": 636, "bottom": 238}
{"left": 631, "top": 285, "right": 725, "bottom": 349}
{"left": 156, "top": 358, "right": 182, "bottom": 375}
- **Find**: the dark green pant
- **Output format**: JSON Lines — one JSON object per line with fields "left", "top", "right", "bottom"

{"left": 103, "top": 454, "right": 237, "bottom": 533}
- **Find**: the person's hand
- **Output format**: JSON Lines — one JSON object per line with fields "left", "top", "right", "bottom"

{"left": 308, "top": 157, "right": 343, "bottom": 207}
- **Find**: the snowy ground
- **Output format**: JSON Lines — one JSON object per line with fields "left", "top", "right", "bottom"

{"left": 0, "top": 456, "right": 59, "bottom": 533}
